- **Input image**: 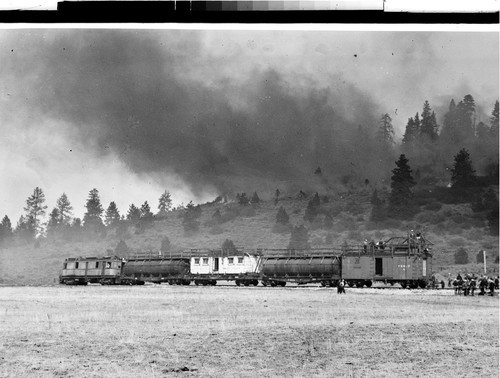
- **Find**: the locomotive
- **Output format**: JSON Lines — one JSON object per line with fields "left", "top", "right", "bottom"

{"left": 59, "top": 234, "right": 433, "bottom": 288}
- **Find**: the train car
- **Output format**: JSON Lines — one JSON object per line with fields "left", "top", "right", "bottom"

{"left": 259, "top": 249, "right": 342, "bottom": 287}
{"left": 189, "top": 249, "right": 261, "bottom": 286}
{"left": 59, "top": 256, "right": 124, "bottom": 285}
{"left": 122, "top": 252, "right": 191, "bottom": 285}
{"left": 341, "top": 235, "right": 433, "bottom": 288}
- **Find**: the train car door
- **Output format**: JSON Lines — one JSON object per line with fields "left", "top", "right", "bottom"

{"left": 375, "top": 258, "right": 383, "bottom": 276}
{"left": 214, "top": 257, "right": 219, "bottom": 272}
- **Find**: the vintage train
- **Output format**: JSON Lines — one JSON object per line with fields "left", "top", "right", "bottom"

{"left": 59, "top": 234, "right": 433, "bottom": 289}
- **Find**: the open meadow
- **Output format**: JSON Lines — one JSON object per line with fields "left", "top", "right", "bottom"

{"left": 0, "top": 285, "right": 498, "bottom": 378}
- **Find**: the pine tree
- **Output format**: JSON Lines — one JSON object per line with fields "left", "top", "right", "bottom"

{"left": 56, "top": 193, "right": 73, "bottom": 225}
{"left": 450, "top": 148, "right": 476, "bottom": 189}
{"left": 15, "top": 215, "right": 36, "bottom": 242}
{"left": 377, "top": 113, "right": 395, "bottom": 146}
{"left": 288, "top": 225, "right": 310, "bottom": 250}
{"left": 276, "top": 206, "right": 290, "bottom": 225}
{"left": 160, "top": 237, "right": 171, "bottom": 253}
{"left": 222, "top": 239, "right": 237, "bottom": 254}
{"left": 304, "top": 193, "right": 321, "bottom": 222}
{"left": 389, "top": 154, "right": 416, "bottom": 214}
{"left": 140, "top": 201, "right": 154, "bottom": 224}
{"left": 127, "top": 204, "right": 141, "bottom": 223}
{"left": 250, "top": 192, "right": 261, "bottom": 204}
{"left": 413, "top": 113, "right": 421, "bottom": 135}
{"left": 490, "top": 100, "right": 499, "bottom": 138}
{"left": 238, "top": 193, "right": 250, "bottom": 206}
{"left": 475, "top": 121, "right": 489, "bottom": 141}
{"left": 105, "top": 202, "right": 121, "bottom": 227}
{"left": 454, "top": 248, "right": 469, "bottom": 264}
{"left": 24, "top": 187, "right": 47, "bottom": 236}
{"left": 212, "top": 209, "right": 222, "bottom": 224}
{"left": 487, "top": 207, "right": 499, "bottom": 236}
{"left": 46, "top": 208, "right": 60, "bottom": 236}
{"left": 158, "top": 190, "right": 172, "bottom": 216}
{"left": 402, "top": 117, "right": 418, "bottom": 148}
{"left": 420, "top": 101, "right": 439, "bottom": 141}
{"left": 455, "top": 95, "right": 476, "bottom": 141}
{"left": 115, "top": 240, "right": 129, "bottom": 255}
{"left": 0, "top": 215, "right": 13, "bottom": 245}
{"left": 83, "top": 188, "right": 104, "bottom": 229}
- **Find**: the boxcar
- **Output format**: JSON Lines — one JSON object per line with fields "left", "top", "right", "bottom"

{"left": 341, "top": 237, "right": 433, "bottom": 288}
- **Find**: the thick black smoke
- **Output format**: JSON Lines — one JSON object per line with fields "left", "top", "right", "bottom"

{"left": 2, "top": 30, "right": 385, "bottom": 197}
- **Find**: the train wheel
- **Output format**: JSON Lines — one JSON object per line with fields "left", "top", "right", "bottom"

{"left": 270, "top": 281, "right": 277, "bottom": 287}
{"left": 400, "top": 282, "right": 407, "bottom": 289}
{"left": 244, "top": 281, "right": 250, "bottom": 286}
{"left": 235, "top": 280, "right": 241, "bottom": 286}
{"left": 279, "top": 281, "right": 286, "bottom": 287}
{"left": 262, "top": 281, "right": 268, "bottom": 287}
{"left": 321, "top": 281, "right": 326, "bottom": 287}
{"left": 418, "top": 280, "right": 427, "bottom": 289}
{"left": 253, "top": 280, "right": 258, "bottom": 286}
{"left": 365, "top": 280, "right": 372, "bottom": 288}
{"left": 212, "top": 280, "right": 217, "bottom": 286}
{"left": 356, "top": 281, "right": 364, "bottom": 288}
{"left": 195, "top": 280, "right": 199, "bottom": 286}
{"left": 347, "top": 281, "right": 354, "bottom": 287}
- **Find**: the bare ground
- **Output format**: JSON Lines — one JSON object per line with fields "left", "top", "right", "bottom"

{"left": 0, "top": 285, "right": 498, "bottom": 377}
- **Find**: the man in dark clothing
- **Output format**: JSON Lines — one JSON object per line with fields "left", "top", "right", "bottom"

{"left": 338, "top": 280, "right": 346, "bottom": 294}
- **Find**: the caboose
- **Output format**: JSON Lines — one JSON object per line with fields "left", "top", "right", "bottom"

{"left": 341, "top": 235, "right": 433, "bottom": 288}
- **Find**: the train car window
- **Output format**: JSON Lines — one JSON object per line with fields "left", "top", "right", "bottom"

{"left": 238, "top": 257, "right": 244, "bottom": 264}
{"left": 194, "top": 258, "right": 200, "bottom": 265}
{"left": 106, "top": 262, "right": 111, "bottom": 269}
{"left": 202, "top": 258, "right": 209, "bottom": 265}
{"left": 75, "top": 262, "right": 79, "bottom": 269}
{"left": 228, "top": 257, "right": 234, "bottom": 265}
{"left": 96, "top": 262, "right": 100, "bottom": 268}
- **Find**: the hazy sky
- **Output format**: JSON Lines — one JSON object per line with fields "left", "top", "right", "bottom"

{"left": 0, "top": 27, "right": 498, "bottom": 224}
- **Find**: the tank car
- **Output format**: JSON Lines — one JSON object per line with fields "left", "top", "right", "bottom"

{"left": 259, "top": 249, "right": 341, "bottom": 287}
{"left": 59, "top": 256, "right": 124, "bottom": 285}
{"left": 341, "top": 235, "right": 433, "bottom": 288}
{"left": 122, "top": 252, "right": 191, "bottom": 285}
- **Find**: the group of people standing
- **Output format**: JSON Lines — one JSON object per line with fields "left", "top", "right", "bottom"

{"left": 452, "top": 274, "right": 498, "bottom": 296}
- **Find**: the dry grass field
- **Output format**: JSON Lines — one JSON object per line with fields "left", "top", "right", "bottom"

{"left": 0, "top": 285, "right": 498, "bottom": 378}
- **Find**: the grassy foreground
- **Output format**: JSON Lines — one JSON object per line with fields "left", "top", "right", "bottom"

{"left": 0, "top": 285, "right": 498, "bottom": 377}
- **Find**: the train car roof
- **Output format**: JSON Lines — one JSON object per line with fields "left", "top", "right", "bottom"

{"left": 64, "top": 255, "right": 123, "bottom": 261}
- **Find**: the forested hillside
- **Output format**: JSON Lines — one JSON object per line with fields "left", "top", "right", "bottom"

{"left": 1, "top": 120, "right": 498, "bottom": 285}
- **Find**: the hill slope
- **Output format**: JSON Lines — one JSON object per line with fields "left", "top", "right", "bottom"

{"left": 1, "top": 189, "right": 498, "bottom": 285}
